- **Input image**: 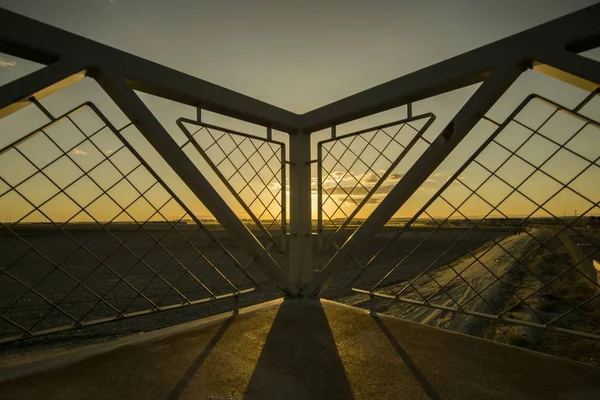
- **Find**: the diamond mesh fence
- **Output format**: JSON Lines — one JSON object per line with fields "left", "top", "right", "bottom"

{"left": 317, "top": 114, "right": 435, "bottom": 249}
{"left": 177, "top": 118, "right": 286, "bottom": 248}
{"left": 351, "top": 92, "right": 600, "bottom": 340}
{"left": 0, "top": 101, "right": 257, "bottom": 343}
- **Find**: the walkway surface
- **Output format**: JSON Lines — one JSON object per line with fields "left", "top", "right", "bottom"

{"left": 1, "top": 298, "right": 599, "bottom": 399}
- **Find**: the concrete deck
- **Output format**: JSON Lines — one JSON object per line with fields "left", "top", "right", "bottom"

{"left": 0, "top": 298, "right": 599, "bottom": 399}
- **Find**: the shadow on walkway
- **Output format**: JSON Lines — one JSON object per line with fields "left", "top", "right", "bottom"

{"left": 244, "top": 299, "right": 354, "bottom": 399}
{"left": 168, "top": 317, "right": 235, "bottom": 400}
{"left": 371, "top": 313, "right": 441, "bottom": 400}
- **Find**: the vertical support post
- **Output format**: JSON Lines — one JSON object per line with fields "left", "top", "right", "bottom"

{"left": 289, "top": 132, "right": 313, "bottom": 290}
{"left": 233, "top": 294, "right": 240, "bottom": 315}
{"left": 196, "top": 106, "right": 202, "bottom": 122}
{"left": 317, "top": 143, "right": 323, "bottom": 252}
{"left": 407, "top": 102, "right": 413, "bottom": 118}
{"left": 369, "top": 294, "right": 377, "bottom": 315}
{"left": 280, "top": 142, "right": 287, "bottom": 251}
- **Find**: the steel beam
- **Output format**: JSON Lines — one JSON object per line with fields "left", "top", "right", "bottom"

{"left": 175, "top": 118, "right": 284, "bottom": 247}
{"left": 288, "top": 132, "right": 313, "bottom": 288}
{"left": 2, "top": 5, "right": 600, "bottom": 134}
{"left": 95, "top": 69, "right": 299, "bottom": 297}
{"left": 0, "top": 57, "right": 87, "bottom": 118}
{"left": 532, "top": 49, "right": 600, "bottom": 92}
{"left": 0, "top": 8, "right": 301, "bottom": 134}
{"left": 299, "top": 4, "right": 600, "bottom": 132}
{"left": 304, "top": 64, "right": 523, "bottom": 297}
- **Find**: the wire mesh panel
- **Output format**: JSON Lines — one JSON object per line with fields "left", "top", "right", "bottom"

{"left": 351, "top": 92, "right": 600, "bottom": 340}
{"left": 317, "top": 114, "right": 435, "bottom": 247}
{"left": 177, "top": 118, "right": 286, "bottom": 247}
{"left": 0, "top": 102, "right": 257, "bottom": 343}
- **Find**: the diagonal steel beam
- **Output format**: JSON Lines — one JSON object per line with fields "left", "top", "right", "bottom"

{"left": 0, "top": 57, "right": 88, "bottom": 118}
{"left": 94, "top": 69, "right": 299, "bottom": 297}
{"left": 532, "top": 49, "right": 600, "bottom": 92}
{"left": 304, "top": 64, "right": 524, "bottom": 298}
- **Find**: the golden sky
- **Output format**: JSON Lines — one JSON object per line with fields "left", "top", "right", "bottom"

{"left": 0, "top": 1, "right": 599, "bottom": 226}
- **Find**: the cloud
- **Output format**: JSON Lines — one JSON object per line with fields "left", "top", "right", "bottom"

{"left": 318, "top": 168, "right": 444, "bottom": 205}
{"left": 0, "top": 57, "right": 17, "bottom": 67}
{"left": 324, "top": 186, "right": 369, "bottom": 196}
{"left": 363, "top": 173, "right": 380, "bottom": 184}
{"left": 445, "top": 175, "right": 468, "bottom": 183}
{"left": 318, "top": 169, "right": 409, "bottom": 199}
{"left": 366, "top": 197, "right": 383, "bottom": 204}
{"left": 327, "top": 194, "right": 384, "bottom": 207}
{"left": 418, "top": 178, "right": 438, "bottom": 191}
{"left": 388, "top": 173, "right": 405, "bottom": 181}
{"left": 267, "top": 181, "right": 282, "bottom": 191}
{"left": 71, "top": 148, "right": 88, "bottom": 156}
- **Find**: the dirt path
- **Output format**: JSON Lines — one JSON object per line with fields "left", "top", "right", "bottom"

{"left": 337, "top": 230, "right": 537, "bottom": 335}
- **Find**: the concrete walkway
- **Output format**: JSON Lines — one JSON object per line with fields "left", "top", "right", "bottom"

{"left": 0, "top": 298, "right": 599, "bottom": 399}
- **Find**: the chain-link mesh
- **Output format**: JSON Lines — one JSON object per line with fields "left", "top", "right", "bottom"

{"left": 351, "top": 93, "right": 600, "bottom": 340}
{"left": 177, "top": 118, "right": 286, "bottom": 246}
{"left": 317, "top": 114, "right": 435, "bottom": 247}
{"left": 0, "top": 101, "right": 257, "bottom": 343}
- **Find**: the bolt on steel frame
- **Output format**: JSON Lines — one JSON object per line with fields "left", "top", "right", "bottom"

{"left": 0, "top": 4, "right": 599, "bottom": 342}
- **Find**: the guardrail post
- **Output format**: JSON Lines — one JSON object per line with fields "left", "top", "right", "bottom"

{"left": 289, "top": 132, "right": 313, "bottom": 290}
{"left": 233, "top": 294, "right": 240, "bottom": 315}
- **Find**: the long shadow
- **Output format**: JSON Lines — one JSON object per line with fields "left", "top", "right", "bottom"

{"left": 371, "top": 313, "right": 441, "bottom": 400}
{"left": 244, "top": 299, "right": 354, "bottom": 399}
{"left": 168, "top": 317, "right": 235, "bottom": 400}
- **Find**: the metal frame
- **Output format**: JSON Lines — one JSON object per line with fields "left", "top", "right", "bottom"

{"left": 316, "top": 113, "right": 436, "bottom": 248}
{"left": 349, "top": 92, "right": 600, "bottom": 340}
{"left": 1, "top": 5, "right": 598, "bottom": 132}
{"left": 0, "top": 4, "right": 599, "bottom": 305}
{"left": 94, "top": 71, "right": 299, "bottom": 296}
{"left": 306, "top": 65, "right": 525, "bottom": 296}
{"left": 176, "top": 118, "right": 287, "bottom": 247}
{"left": 0, "top": 99, "right": 258, "bottom": 343}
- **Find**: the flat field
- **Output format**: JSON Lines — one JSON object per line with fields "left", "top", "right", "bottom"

{"left": 1, "top": 224, "right": 598, "bottom": 366}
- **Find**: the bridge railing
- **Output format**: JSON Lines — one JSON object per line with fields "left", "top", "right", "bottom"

{"left": 0, "top": 4, "right": 599, "bottom": 350}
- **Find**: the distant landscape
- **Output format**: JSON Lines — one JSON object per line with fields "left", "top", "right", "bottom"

{"left": 1, "top": 217, "right": 598, "bottom": 366}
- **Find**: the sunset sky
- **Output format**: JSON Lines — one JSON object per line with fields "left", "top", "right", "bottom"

{"left": 0, "top": 0, "right": 598, "bottom": 225}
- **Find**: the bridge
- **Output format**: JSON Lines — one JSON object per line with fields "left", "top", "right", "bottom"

{"left": 0, "top": 3, "right": 599, "bottom": 398}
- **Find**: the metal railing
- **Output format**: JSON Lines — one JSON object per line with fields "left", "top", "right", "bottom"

{"left": 349, "top": 92, "right": 600, "bottom": 340}
{"left": 177, "top": 118, "right": 286, "bottom": 247}
{"left": 317, "top": 114, "right": 435, "bottom": 249}
{"left": 0, "top": 4, "right": 599, "bottom": 347}
{"left": 0, "top": 99, "right": 256, "bottom": 343}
